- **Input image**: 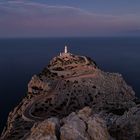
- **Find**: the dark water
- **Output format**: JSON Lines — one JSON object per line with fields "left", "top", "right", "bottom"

{"left": 0, "top": 37, "right": 140, "bottom": 133}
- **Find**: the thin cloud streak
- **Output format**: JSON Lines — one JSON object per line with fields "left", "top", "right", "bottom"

{"left": 0, "top": 1, "right": 140, "bottom": 37}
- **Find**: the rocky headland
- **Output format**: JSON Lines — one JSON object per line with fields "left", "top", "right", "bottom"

{"left": 1, "top": 47, "right": 140, "bottom": 140}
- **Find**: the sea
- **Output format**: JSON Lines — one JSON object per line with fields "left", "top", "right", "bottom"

{"left": 0, "top": 37, "right": 140, "bottom": 133}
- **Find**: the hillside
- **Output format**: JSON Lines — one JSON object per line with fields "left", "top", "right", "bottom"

{"left": 1, "top": 47, "right": 140, "bottom": 140}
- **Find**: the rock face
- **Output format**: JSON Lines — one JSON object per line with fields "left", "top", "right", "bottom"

{"left": 26, "top": 107, "right": 110, "bottom": 140}
{"left": 27, "top": 118, "right": 60, "bottom": 140}
{"left": 1, "top": 49, "right": 140, "bottom": 140}
{"left": 60, "top": 107, "right": 110, "bottom": 140}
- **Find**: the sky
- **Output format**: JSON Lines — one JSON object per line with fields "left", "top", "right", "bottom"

{"left": 0, "top": 0, "right": 140, "bottom": 38}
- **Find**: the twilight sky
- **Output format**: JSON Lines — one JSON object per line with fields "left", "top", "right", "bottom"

{"left": 0, "top": 0, "right": 140, "bottom": 37}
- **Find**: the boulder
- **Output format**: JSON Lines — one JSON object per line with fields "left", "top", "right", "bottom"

{"left": 27, "top": 118, "right": 60, "bottom": 140}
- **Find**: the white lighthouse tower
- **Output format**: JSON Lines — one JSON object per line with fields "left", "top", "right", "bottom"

{"left": 60, "top": 45, "right": 71, "bottom": 57}
{"left": 64, "top": 45, "right": 68, "bottom": 53}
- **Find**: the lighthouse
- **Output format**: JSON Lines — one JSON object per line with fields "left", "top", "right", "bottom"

{"left": 60, "top": 45, "right": 70, "bottom": 57}
{"left": 64, "top": 46, "right": 68, "bottom": 53}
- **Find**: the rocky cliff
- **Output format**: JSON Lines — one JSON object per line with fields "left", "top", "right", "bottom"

{"left": 1, "top": 50, "right": 140, "bottom": 140}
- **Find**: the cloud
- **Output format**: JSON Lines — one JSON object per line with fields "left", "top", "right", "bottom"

{"left": 0, "top": 1, "right": 140, "bottom": 37}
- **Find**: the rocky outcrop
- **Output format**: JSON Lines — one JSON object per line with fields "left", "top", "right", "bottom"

{"left": 114, "top": 105, "right": 140, "bottom": 140}
{"left": 27, "top": 118, "right": 60, "bottom": 140}
{"left": 25, "top": 107, "right": 110, "bottom": 140}
{"left": 28, "top": 75, "right": 51, "bottom": 94}
{"left": 1, "top": 51, "right": 139, "bottom": 140}
{"left": 25, "top": 106, "right": 140, "bottom": 140}
{"left": 60, "top": 107, "right": 110, "bottom": 140}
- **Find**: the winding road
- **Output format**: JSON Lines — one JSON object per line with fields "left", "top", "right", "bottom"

{"left": 22, "top": 66, "right": 97, "bottom": 122}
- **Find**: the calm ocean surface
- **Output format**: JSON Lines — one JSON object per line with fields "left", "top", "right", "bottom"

{"left": 0, "top": 37, "right": 140, "bottom": 132}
